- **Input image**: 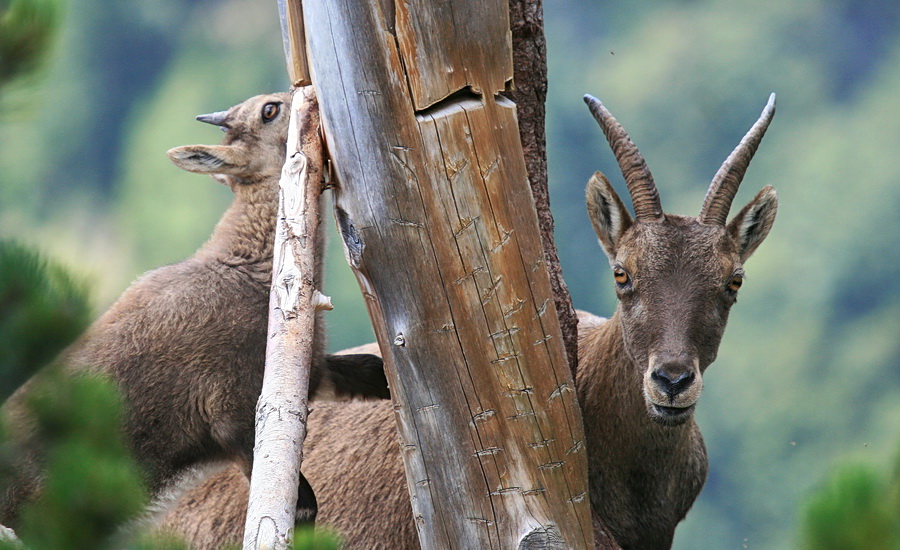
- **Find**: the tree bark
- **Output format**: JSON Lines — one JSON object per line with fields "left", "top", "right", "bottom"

{"left": 242, "top": 87, "right": 328, "bottom": 550}
{"left": 304, "top": 1, "right": 593, "bottom": 548}
{"left": 504, "top": 0, "right": 578, "bottom": 379}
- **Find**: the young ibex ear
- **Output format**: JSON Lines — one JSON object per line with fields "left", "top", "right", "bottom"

{"left": 727, "top": 185, "right": 777, "bottom": 262}
{"left": 586, "top": 171, "right": 633, "bottom": 262}
{"left": 167, "top": 145, "right": 250, "bottom": 176}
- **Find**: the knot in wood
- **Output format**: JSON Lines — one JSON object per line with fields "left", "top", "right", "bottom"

{"left": 518, "top": 525, "right": 566, "bottom": 550}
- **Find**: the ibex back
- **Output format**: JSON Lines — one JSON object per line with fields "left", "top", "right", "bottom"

{"left": 0, "top": 93, "right": 387, "bottom": 528}
{"left": 157, "top": 94, "right": 778, "bottom": 550}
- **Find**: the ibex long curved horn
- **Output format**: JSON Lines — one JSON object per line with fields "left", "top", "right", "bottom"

{"left": 700, "top": 93, "right": 776, "bottom": 226}
{"left": 584, "top": 94, "right": 664, "bottom": 222}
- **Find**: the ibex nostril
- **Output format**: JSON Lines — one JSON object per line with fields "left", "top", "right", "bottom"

{"left": 651, "top": 369, "right": 695, "bottom": 398}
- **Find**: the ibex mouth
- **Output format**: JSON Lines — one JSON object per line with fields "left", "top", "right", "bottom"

{"left": 649, "top": 403, "right": 695, "bottom": 426}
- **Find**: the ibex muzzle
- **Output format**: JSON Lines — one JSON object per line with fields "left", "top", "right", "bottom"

{"left": 585, "top": 93, "right": 777, "bottom": 427}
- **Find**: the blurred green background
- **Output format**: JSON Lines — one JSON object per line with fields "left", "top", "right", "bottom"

{"left": 0, "top": 0, "right": 897, "bottom": 548}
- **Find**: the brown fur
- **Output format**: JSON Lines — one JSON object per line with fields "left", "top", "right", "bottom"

{"left": 156, "top": 98, "right": 778, "bottom": 549}
{"left": 160, "top": 391, "right": 415, "bottom": 549}
{"left": 0, "top": 93, "right": 387, "bottom": 528}
{"left": 157, "top": 204, "right": 774, "bottom": 549}
{"left": 156, "top": 339, "right": 622, "bottom": 550}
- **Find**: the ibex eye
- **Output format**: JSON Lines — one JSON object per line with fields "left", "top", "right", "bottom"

{"left": 613, "top": 266, "right": 630, "bottom": 287}
{"left": 726, "top": 275, "right": 743, "bottom": 294}
{"left": 262, "top": 102, "right": 281, "bottom": 122}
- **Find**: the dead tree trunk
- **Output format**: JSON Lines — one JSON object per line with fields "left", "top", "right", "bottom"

{"left": 304, "top": 1, "right": 593, "bottom": 548}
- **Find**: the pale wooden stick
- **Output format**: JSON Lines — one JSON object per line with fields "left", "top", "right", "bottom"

{"left": 242, "top": 86, "right": 327, "bottom": 550}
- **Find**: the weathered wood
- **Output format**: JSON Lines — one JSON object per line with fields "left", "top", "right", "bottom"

{"left": 242, "top": 87, "right": 325, "bottom": 550}
{"left": 304, "top": 1, "right": 593, "bottom": 548}
{"left": 0, "top": 524, "right": 19, "bottom": 544}
{"left": 277, "top": 0, "right": 310, "bottom": 86}
{"left": 395, "top": 0, "right": 512, "bottom": 110}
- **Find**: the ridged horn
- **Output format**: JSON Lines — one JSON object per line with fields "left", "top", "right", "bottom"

{"left": 584, "top": 94, "right": 663, "bottom": 222}
{"left": 195, "top": 110, "right": 230, "bottom": 130}
{"left": 700, "top": 93, "right": 776, "bottom": 226}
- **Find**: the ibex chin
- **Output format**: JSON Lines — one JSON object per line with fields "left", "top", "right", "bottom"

{"left": 0, "top": 93, "right": 387, "bottom": 529}
{"left": 157, "top": 94, "right": 778, "bottom": 550}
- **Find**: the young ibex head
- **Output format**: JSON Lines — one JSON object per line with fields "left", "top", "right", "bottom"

{"left": 167, "top": 92, "right": 292, "bottom": 187}
{"left": 584, "top": 94, "right": 778, "bottom": 426}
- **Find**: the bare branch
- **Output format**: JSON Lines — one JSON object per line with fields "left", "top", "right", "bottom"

{"left": 242, "top": 86, "right": 324, "bottom": 550}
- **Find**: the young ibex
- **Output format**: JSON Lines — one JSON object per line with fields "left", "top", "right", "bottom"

{"left": 0, "top": 93, "right": 387, "bottom": 528}
{"left": 157, "top": 94, "right": 778, "bottom": 550}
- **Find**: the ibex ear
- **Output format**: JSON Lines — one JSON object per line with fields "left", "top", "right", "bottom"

{"left": 727, "top": 185, "right": 777, "bottom": 262}
{"left": 167, "top": 145, "right": 250, "bottom": 175}
{"left": 586, "top": 171, "right": 633, "bottom": 261}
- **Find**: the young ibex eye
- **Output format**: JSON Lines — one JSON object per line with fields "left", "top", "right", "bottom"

{"left": 261, "top": 102, "right": 281, "bottom": 122}
{"left": 726, "top": 275, "right": 743, "bottom": 294}
{"left": 613, "top": 266, "right": 630, "bottom": 287}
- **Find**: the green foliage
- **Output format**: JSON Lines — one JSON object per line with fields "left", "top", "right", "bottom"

{"left": 801, "top": 451, "right": 900, "bottom": 550}
{"left": 11, "top": 369, "right": 148, "bottom": 550}
{"left": 0, "top": 244, "right": 192, "bottom": 548}
{"left": 133, "top": 524, "right": 341, "bottom": 550}
{"left": 291, "top": 525, "right": 341, "bottom": 550}
{"left": 0, "top": 242, "right": 145, "bottom": 545}
{"left": 0, "top": 0, "right": 60, "bottom": 87}
{"left": 127, "top": 532, "right": 190, "bottom": 550}
{"left": 0, "top": 241, "right": 91, "bottom": 401}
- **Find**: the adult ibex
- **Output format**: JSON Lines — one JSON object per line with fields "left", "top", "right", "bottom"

{"left": 0, "top": 93, "right": 387, "bottom": 529}
{"left": 158, "top": 94, "right": 778, "bottom": 550}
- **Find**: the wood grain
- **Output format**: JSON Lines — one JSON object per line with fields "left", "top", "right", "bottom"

{"left": 304, "top": 1, "right": 592, "bottom": 547}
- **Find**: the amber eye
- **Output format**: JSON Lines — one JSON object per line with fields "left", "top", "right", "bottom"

{"left": 727, "top": 275, "right": 743, "bottom": 294}
{"left": 262, "top": 102, "right": 281, "bottom": 122}
{"left": 613, "top": 266, "right": 630, "bottom": 287}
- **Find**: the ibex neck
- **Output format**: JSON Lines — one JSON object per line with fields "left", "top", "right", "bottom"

{"left": 578, "top": 313, "right": 645, "bottom": 431}
{"left": 197, "top": 178, "right": 279, "bottom": 273}
{"left": 577, "top": 311, "right": 699, "bottom": 462}
{"left": 577, "top": 311, "right": 706, "bottom": 547}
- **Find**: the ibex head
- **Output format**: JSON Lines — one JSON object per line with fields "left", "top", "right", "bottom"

{"left": 584, "top": 94, "right": 778, "bottom": 426}
{"left": 167, "top": 92, "right": 292, "bottom": 186}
